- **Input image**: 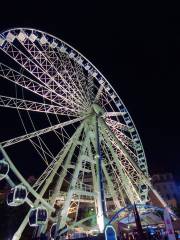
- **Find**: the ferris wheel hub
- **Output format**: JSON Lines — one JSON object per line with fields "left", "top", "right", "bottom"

{"left": 91, "top": 103, "right": 105, "bottom": 116}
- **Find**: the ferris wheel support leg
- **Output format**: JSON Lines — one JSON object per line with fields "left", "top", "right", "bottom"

{"left": 55, "top": 129, "right": 90, "bottom": 235}
{"left": 90, "top": 161, "right": 98, "bottom": 215}
{"left": 94, "top": 115, "right": 106, "bottom": 233}
{"left": 87, "top": 141, "right": 98, "bottom": 205}
{"left": 87, "top": 139, "right": 100, "bottom": 220}
{"left": 102, "top": 164, "right": 122, "bottom": 210}
{"left": 50, "top": 141, "right": 82, "bottom": 237}
{"left": 50, "top": 129, "right": 83, "bottom": 205}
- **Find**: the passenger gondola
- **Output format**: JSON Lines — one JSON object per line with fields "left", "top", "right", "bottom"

{"left": 0, "top": 159, "right": 9, "bottom": 180}
{"left": 7, "top": 185, "right": 27, "bottom": 206}
{"left": 29, "top": 206, "right": 48, "bottom": 227}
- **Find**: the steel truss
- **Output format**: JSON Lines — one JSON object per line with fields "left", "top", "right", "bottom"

{"left": 0, "top": 28, "right": 169, "bottom": 239}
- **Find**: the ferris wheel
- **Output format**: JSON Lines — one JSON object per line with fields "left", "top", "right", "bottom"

{"left": 0, "top": 28, "right": 167, "bottom": 240}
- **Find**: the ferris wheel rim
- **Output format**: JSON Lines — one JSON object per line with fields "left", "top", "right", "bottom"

{"left": 0, "top": 27, "right": 154, "bottom": 239}
{"left": 0, "top": 27, "right": 149, "bottom": 204}
{"left": 0, "top": 27, "right": 148, "bottom": 165}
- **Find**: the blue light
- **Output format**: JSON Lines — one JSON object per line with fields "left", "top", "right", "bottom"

{"left": 147, "top": 226, "right": 156, "bottom": 236}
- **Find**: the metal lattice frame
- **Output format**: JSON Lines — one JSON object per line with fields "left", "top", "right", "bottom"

{"left": 0, "top": 28, "right": 167, "bottom": 239}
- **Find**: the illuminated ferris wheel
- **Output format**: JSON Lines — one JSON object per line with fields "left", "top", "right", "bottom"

{"left": 0, "top": 28, "right": 166, "bottom": 239}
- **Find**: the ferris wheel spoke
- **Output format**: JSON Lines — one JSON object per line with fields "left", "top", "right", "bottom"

{"left": 58, "top": 52, "right": 90, "bottom": 104}
{"left": 91, "top": 119, "right": 140, "bottom": 203}
{"left": 89, "top": 131, "right": 133, "bottom": 205}
{"left": 77, "top": 68, "right": 95, "bottom": 103}
{"left": 103, "top": 166, "right": 126, "bottom": 207}
{"left": 98, "top": 89, "right": 115, "bottom": 109}
{"left": 103, "top": 112, "right": 125, "bottom": 118}
{"left": 1, "top": 116, "right": 85, "bottom": 147}
{"left": 105, "top": 117, "right": 151, "bottom": 199}
{"left": 94, "top": 83, "right": 105, "bottom": 102}
{"left": 100, "top": 117, "right": 148, "bottom": 188}
{"left": 105, "top": 120, "right": 136, "bottom": 149}
{"left": 100, "top": 119, "right": 137, "bottom": 158}
{"left": 102, "top": 141, "right": 126, "bottom": 209}
{"left": 101, "top": 141, "right": 129, "bottom": 205}
{"left": 33, "top": 125, "right": 84, "bottom": 192}
{"left": 117, "top": 155, "right": 141, "bottom": 186}
{"left": 100, "top": 119, "right": 138, "bottom": 176}
{"left": 112, "top": 146, "right": 140, "bottom": 185}
{"left": 33, "top": 142, "right": 73, "bottom": 191}
{"left": 37, "top": 39, "right": 89, "bottom": 106}
{"left": 101, "top": 133, "right": 141, "bottom": 203}
{"left": 16, "top": 32, "right": 88, "bottom": 108}
{"left": 30, "top": 131, "right": 59, "bottom": 165}
{"left": 0, "top": 37, "right": 86, "bottom": 112}
{"left": 116, "top": 135, "right": 137, "bottom": 158}
{"left": 0, "top": 63, "right": 80, "bottom": 116}
{"left": 29, "top": 139, "right": 49, "bottom": 165}
{"left": 0, "top": 95, "right": 77, "bottom": 116}
{"left": 105, "top": 129, "right": 137, "bottom": 161}
{"left": 87, "top": 75, "right": 95, "bottom": 104}
{"left": 101, "top": 117, "right": 138, "bottom": 159}
{"left": 105, "top": 118, "right": 130, "bottom": 131}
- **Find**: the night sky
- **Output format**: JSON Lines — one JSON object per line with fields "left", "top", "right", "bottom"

{"left": 0, "top": 2, "right": 180, "bottom": 178}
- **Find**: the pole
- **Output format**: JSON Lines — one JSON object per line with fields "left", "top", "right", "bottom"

{"left": 95, "top": 115, "right": 106, "bottom": 233}
{"left": 133, "top": 203, "right": 144, "bottom": 240}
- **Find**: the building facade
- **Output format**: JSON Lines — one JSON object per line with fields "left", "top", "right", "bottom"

{"left": 151, "top": 173, "right": 180, "bottom": 208}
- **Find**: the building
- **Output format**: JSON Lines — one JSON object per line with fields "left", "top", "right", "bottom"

{"left": 151, "top": 173, "right": 180, "bottom": 208}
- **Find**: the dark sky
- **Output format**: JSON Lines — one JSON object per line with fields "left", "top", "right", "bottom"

{"left": 0, "top": 2, "right": 180, "bottom": 178}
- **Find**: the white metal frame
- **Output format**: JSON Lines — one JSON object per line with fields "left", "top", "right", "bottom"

{"left": 0, "top": 28, "right": 168, "bottom": 239}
